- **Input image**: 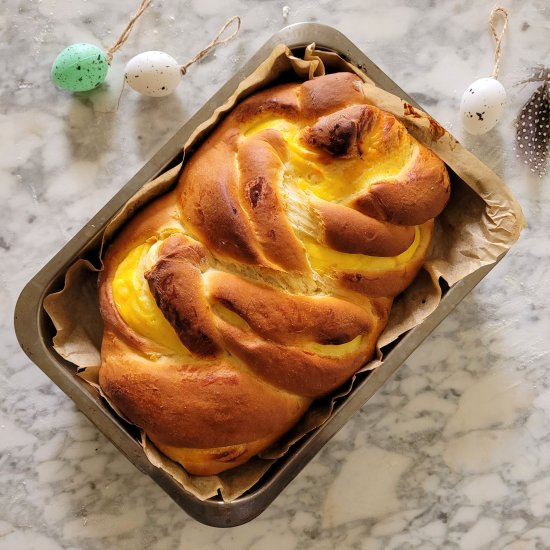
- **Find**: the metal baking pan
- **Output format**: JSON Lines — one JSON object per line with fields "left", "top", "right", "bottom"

{"left": 15, "top": 23, "right": 501, "bottom": 527}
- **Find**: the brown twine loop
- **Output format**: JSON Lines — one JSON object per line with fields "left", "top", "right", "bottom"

{"left": 490, "top": 7, "right": 509, "bottom": 80}
{"left": 106, "top": 0, "right": 152, "bottom": 64}
{"left": 180, "top": 16, "right": 241, "bottom": 76}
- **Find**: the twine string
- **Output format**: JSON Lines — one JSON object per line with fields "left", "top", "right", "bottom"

{"left": 180, "top": 16, "right": 241, "bottom": 75}
{"left": 490, "top": 7, "right": 509, "bottom": 79}
{"left": 106, "top": 0, "right": 152, "bottom": 64}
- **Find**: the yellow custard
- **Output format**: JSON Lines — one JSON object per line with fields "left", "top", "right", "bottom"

{"left": 304, "top": 225, "right": 422, "bottom": 274}
{"left": 112, "top": 242, "right": 189, "bottom": 355}
{"left": 304, "top": 334, "right": 363, "bottom": 357}
{"left": 246, "top": 116, "right": 413, "bottom": 203}
{"left": 214, "top": 302, "right": 363, "bottom": 356}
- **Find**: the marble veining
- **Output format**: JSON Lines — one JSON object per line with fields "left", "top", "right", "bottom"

{"left": 2, "top": 0, "right": 550, "bottom": 548}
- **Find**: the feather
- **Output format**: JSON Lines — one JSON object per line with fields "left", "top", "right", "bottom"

{"left": 516, "top": 77, "right": 550, "bottom": 177}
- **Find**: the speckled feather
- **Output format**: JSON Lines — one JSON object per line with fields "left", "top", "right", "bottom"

{"left": 516, "top": 80, "right": 550, "bottom": 177}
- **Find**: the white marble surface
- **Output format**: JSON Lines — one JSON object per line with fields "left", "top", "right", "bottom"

{"left": 2, "top": 0, "right": 550, "bottom": 548}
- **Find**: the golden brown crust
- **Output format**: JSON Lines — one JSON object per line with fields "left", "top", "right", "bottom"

{"left": 301, "top": 104, "right": 377, "bottom": 158}
{"left": 99, "top": 330, "right": 311, "bottom": 450}
{"left": 151, "top": 432, "right": 283, "bottom": 476}
{"left": 98, "top": 72, "right": 450, "bottom": 475}
{"left": 312, "top": 199, "right": 415, "bottom": 256}
{"left": 178, "top": 133, "right": 266, "bottom": 266}
{"left": 298, "top": 72, "right": 366, "bottom": 119}
{"left": 336, "top": 220, "right": 434, "bottom": 298}
{"left": 98, "top": 192, "right": 185, "bottom": 354}
{"left": 351, "top": 148, "right": 451, "bottom": 225}
{"left": 234, "top": 83, "right": 301, "bottom": 124}
{"left": 207, "top": 271, "right": 373, "bottom": 346}
{"left": 237, "top": 129, "right": 309, "bottom": 272}
{"left": 145, "top": 234, "right": 222, "bottom": 357}
{"left": 216, "top": 319, "right": 385, "bottom": 398}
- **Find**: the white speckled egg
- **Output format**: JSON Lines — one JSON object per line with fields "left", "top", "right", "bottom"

{"left": 460, "top": 77, "right": 507, "bottom": 135}
{"left": 124, "top": 51, "right": 181, "bottom": 97}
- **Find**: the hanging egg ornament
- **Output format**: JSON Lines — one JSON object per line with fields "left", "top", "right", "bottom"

{"left": 51, "top": 43, "right": 109, "bottom": 92}
{"left": 460, "top": 77, "right": 507, "bottom": 135}
{"left": 50, "top": 1, "right": 153, "bottom": 94}
{"left": 124, "top": 51, "right": 182, "bottom": 97}
{"left": 459, "top": 7, "right": 509, "bottom": 136}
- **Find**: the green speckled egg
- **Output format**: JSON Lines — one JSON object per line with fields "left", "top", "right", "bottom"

{"left": 51, "top": 43, "right": 109, "bottom": 92}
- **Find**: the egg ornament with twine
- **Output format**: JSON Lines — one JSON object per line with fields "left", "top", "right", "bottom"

{"left": 123, "top": 51, "right": 182, "bottom": 97}
{"left": 51, "top": 43, "right": 110, "bottom": 92}
{"left": 460, "top": 7, "right": 509, "bottom": 135}
{"left": 461, "top": 77, "right": 507, "bottom": 135}
{"left": 123, "top": 16, "right": 241, "bottom": 98}
{"left": 50, "top": 0, "right": 152, "bottom": 93}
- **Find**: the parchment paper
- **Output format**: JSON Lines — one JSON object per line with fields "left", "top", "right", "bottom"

{"left": 43, "top": 43, "right": 525, "bottom": 502}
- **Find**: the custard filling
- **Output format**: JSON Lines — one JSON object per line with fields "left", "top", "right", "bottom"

{"left": 112, "top": 241, "right": 189, "bottom": 354}
{"left": 304, "top": 225, "right": 422, "bottom": 274}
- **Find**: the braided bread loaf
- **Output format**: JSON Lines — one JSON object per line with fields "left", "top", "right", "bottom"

{"left": 98, "top": 72, "right": 450, "bottom": 475}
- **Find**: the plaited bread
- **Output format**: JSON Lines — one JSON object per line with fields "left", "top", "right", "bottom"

{"left": 98, "top": 72, "right": 450, "bottom": 475}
